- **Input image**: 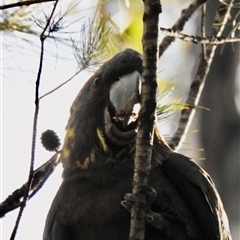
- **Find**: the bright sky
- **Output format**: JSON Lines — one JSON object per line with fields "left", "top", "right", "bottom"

{"left": 1, "top": 1, "right": 99, "bottom": 238}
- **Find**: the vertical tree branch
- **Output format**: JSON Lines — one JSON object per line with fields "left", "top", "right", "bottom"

{"left": 168, "top": 0, "right": 234, "bottom": 150}
{"left": 129, "top": 1, "right": 161, "bottom": 239}
{"left": 201, "top": 4, "right": 207, "bottom": 59}
{"left": 9, "top": 1, "right": 59, "bottom": 239}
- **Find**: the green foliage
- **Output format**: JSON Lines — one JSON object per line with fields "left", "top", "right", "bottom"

{"left": 72, "top": 12, "right": 120, "bottom": 70}
{"left": 0, "top": 8, "right": 34, "bottom": 33}
{"left": 156, "top": 82, "right": 185, "bottom": 121}
{"left": 156, "top": 80, "right": 209, "bottom": 122}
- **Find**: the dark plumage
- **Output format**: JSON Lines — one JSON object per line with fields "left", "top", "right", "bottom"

{"left": 43, "top": 49, "right": 231, "bottom": 240}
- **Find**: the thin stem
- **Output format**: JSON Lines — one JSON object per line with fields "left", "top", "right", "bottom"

{"left": 0, "top": 0, "right": 56, "bottom": 10}
{"left": 9, "top": 1, "right": 59, "bottom": 239}
{"left": 159, "top": 27, "right": 240, "bottom": 44}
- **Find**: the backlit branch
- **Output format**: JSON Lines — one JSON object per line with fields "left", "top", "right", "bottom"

{"left": 158, "top": 0, "right": 207, "bottom": 58}
{"left": 169, "top": 0, "right": 235, "bottom": 150}
{"left": 0, "top": 0, "right": 56, "bottom": 10}
{"left": 160, "top": 27, "right": 240, "bottom": 44}
{"left": 9, "top": 1, "right": 59, "bottom": 239}
{"left": 129, "top": 1, "right": 161, "bottom": 239}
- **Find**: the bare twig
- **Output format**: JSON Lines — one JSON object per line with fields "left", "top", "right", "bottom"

{"left": 0, "top": 0, "right": 56, "bottom": 10}
{"left": 9, "top": 1, "right": 59, "bottom": 239}
{"left": 168, "top": 0, "right": 235, "bottom": 150}
{"left": 129, "top": 1, "right": 161, "bottom": 239}
{"left": 159, "top": 27, "right": 240, "bottom": 44}
{"left": 0, "top": 154, "right": 60, "bottom": 218}
{"left": 158, "top": 0, "right": 207, "bottom": 58}
{"left": 40, "top": 69, "right": 82, "bottom": 99}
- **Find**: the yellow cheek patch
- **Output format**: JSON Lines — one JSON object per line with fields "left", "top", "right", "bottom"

{"left": 66, "top": 128, "right": 75, "bottom": 139}
{"left": 97, "top": 128, "right": 108, "bottom": 152}
{"left": 78, "top": 150, "right": 95, "bottom": 169}
{"left": 79, "top": 159, "right": 90, "bottom": 169}
{"left": 62, "top": 149, "right": 70, "bottom": 159}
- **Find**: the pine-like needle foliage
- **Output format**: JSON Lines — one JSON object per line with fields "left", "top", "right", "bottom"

{"left": 72, "top": 12, "right": 118, "bottom": 71}
{"left": 156, "top": 82, "right": 186, "bottom": 121}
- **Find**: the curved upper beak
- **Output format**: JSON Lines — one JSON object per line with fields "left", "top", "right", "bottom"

{"left": 109, "top": 71, "right": 142, "bottom": 127}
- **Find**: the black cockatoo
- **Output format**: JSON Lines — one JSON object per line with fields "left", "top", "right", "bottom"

{"left": 43, "top": 49, "right": 231, "bottom": 240}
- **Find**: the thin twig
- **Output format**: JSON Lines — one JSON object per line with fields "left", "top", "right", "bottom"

{"left": 159, "top": 27, "right": 240, "bottom": 44}
{"left": 0, "top": 0, "right": 56, "bottom": 10}
{"left": 40, "top": 69, "right": 82, "bottom": 99}
{"left": 158, "top": 0, "right": 207, "bottom": 58}
{"left": 9, "top": 1, "right": 59, "bottom": 239}
{"left": 0, "top": 7, "right": 117, "bottom": 220}
{"left": 129, "top": 1, "right": 161, "bottom": 239}
{"left": 168, "top": 0, "right": 235, "bottom": 150}
{"left": 41, "top": 9, "right": 116, "bottom": 100}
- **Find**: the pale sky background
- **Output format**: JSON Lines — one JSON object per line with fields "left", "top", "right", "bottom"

{"left": 1, "top": 0, "right": 207, "bottom": 239}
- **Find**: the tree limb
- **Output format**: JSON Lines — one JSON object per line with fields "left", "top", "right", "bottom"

{"left": 0, "top": 0, "right": 56, "bottom": 10}
{"left": 168, "top": 0, "right": 235, "bottom": 150}
{"left": 158, "top": 0, "right": 207, "bottom": 58}
{"left": 159, "top": 27, "right": 240, "bottom": 44}
{"left": 129, "top": 0, "right": 161, "bottom": 239}
{"left": 0, "top": 153, "right": 60, "bottom": 218}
